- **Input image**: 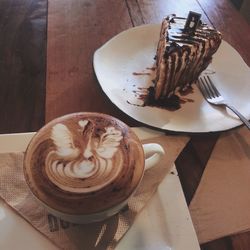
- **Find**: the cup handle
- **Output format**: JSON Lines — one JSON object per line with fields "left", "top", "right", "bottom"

{"left": 142, "top": 143, "right": 165, "bottom": 170}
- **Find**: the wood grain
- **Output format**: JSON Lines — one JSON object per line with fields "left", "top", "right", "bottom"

{"left": 0, "top": 0, "right": 47, "bottom": 133}
{"left": 175, "top": 133, "right": 220, "bottom": 204}
{"left": 46, "top": 0, "right": 139, "bottom": 126}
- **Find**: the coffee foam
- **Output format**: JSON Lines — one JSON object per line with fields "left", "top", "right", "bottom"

{"left": 24, "top": 113, "right": 144, "bottom": 215}
{"left": 45, "top": 120, "right": 124, "bottom": 193}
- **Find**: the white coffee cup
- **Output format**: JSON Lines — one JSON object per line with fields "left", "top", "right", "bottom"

{"left": 23, "top": 112, "right": 165, "bottom": 223}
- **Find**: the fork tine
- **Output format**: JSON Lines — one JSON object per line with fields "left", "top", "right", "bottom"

{"left": 197, "top": 78, "right": 206, "bottom": 97}
{"left": 206, "top": 75, "right": 220, "bottom": 97}
{"left": 199, "top": 75, "right": 250, "bottom": 130}
{"left": 199, "top": 76, "right": 213, "bottom": 99}
{"left": 203, "top": 75, "right": 217, "bottom": 98}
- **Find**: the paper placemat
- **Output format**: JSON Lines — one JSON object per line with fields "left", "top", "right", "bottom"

{"left": 0, "top": 134, "right": 188, "bottom": 249}
{"left": 190, "top": 126, "right": 250, "bottom": 243}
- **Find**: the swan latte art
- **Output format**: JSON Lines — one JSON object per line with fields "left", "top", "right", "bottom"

{"left": 24, "top": 113, "right": 145, "bottom": 216}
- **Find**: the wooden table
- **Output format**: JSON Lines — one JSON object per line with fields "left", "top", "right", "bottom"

{"left": 0, "top": 0, "right": 249, "bottom": 249}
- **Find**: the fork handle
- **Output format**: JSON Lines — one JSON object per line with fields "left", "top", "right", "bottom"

{"left": 226, "top": 104, "right": 250, "bottom": 130}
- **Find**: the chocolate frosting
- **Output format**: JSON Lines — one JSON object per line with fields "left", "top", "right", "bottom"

{"left": 154, "top": 14, "right": 222, "bottom": 100}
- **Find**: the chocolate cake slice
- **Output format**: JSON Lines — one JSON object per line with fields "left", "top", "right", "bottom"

{"left": 154, "top": 14, "right": 222, "bottom": 101}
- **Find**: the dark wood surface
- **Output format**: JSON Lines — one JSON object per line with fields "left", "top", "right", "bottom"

{"left": 0, "top": 0, "right": 250, "bottom": 249}
{"left": 0, "top": 0, "right": 47, "bottom": 133}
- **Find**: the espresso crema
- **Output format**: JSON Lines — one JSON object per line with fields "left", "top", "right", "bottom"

{"left": 24, "top": 113, "right": 144, "bottom": 215}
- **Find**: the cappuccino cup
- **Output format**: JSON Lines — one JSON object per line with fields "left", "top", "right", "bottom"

{"left": 23, "top": 112, "right": 165, "bottom": 223}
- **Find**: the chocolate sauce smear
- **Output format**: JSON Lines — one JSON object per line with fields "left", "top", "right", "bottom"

{"left": 145, "top": 87, "right": 181, "bottom": 110}
{"left": 132, "top": 72, "right": 151, "bottom": 76}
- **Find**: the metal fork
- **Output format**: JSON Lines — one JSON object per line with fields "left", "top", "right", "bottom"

{"left": 197, "top": 75, "right": 250, "bottom": 130}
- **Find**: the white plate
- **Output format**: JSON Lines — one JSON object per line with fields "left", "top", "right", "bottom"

{"left": 93, "top": 24, "right": 250, "bottom": 133}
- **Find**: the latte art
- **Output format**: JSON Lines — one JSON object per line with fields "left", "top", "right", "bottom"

{"left": 45, "top": 120, "right": 124, "bottom": 193}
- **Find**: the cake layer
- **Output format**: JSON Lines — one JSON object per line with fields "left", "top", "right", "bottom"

{"left": 154, "top": 14, "right": 222, "bottom": 100}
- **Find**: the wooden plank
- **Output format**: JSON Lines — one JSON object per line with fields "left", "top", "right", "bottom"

{"left": 0, "top": 0, "right": 47, "bottom": 133}
{"left": 175, "top": 134, "right": 219, "bottom": 204}
{"left": 46, "top": 0, "right": 138, "bottom": 126}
